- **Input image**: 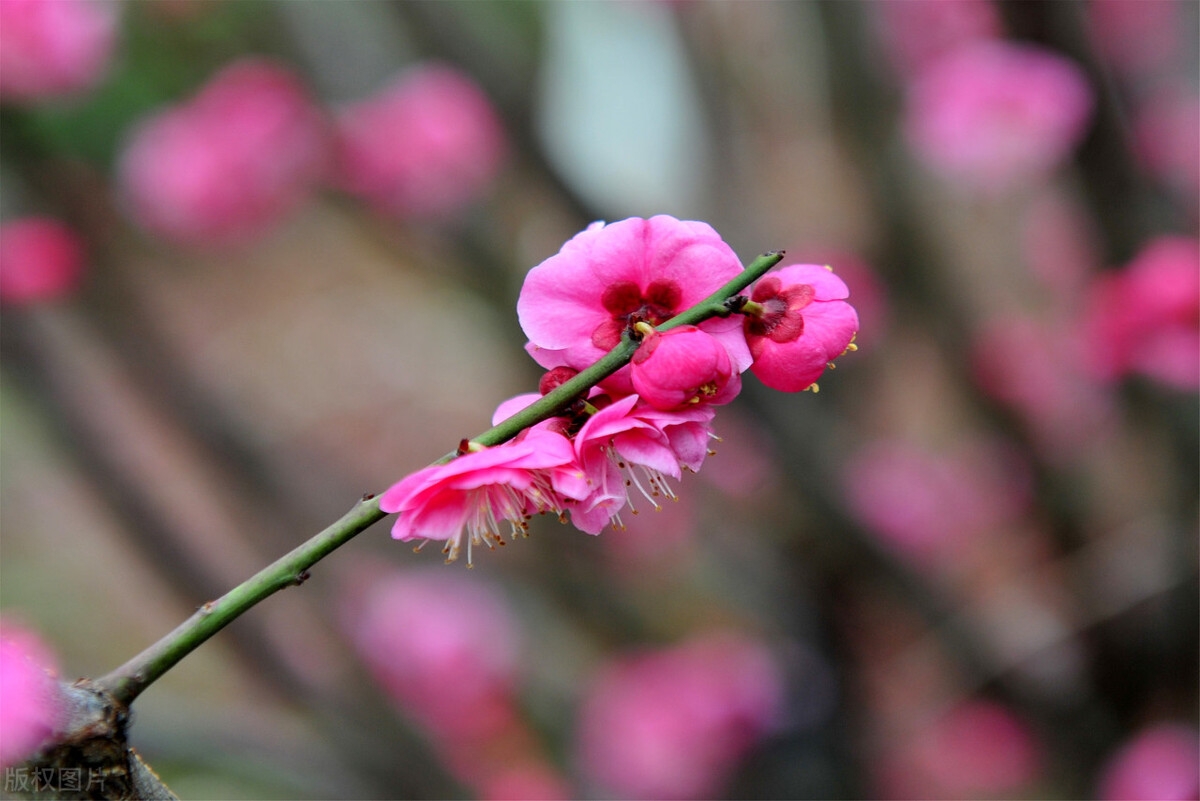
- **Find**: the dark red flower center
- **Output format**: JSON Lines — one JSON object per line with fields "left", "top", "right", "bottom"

{"left": 744, "top": 276, "right": 815, "bottom": 345}
{"left": 591, "top": 279, "right": 683, "bottom": 349}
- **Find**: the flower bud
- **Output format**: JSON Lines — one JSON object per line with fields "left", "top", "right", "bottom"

{"left": 631, "top": 325, "right": 740, "bottom": 410}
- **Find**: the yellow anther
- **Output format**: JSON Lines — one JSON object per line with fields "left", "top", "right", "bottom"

{"left": 845, "top": 342, "right": 858, "bottom": 352}
{"left": 810, "top": 383, "right": 820, "bottom": 393}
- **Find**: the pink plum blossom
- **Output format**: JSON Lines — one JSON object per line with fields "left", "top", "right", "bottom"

{"left": 578, "top": 632, "right": 784, "bottom": 800}
{"left": 0, "top": 217, "right": 86, "bottom": 304}
{"left": 379, "top": 429, "right": 589, "bottom": 564}
{"left": 876, "top": 700, "right": 1041, "bottom": 799}
{"left": 1096, "top": 723, "right": 1200, "bottom": 801}
{"left": 567, "top": 394, "right": 716, "bottom": 535}
{"left": 870, "top": 0, "right": 1001, "bottom": 79}
{"left": 1082, "top": 236, "right": 1200, "bottom": 391}
{"left": 117, "top": 58, "right": 327, "bottom": 246}
{"left": 518, "top": 216, "right": 752, "bottom": 394}
{"left": 343, "top": 570, "right": 521, "bottom": 741}
{"left": 631, "top": 326, "right": 740, "bottom": 410}
{"left": 0, "top": 620, "right": 64, "bottom": 768}
{"left": 743, "top": 263, "right": 859, "bottom": 392}
{"left": 904, "top": 42, "right": 1094, "bottom": 193}
{"left": 0, "top": 0, "right": 118, "bottom": 103}
{"left": 332, "top": 64, "right": 507, "bottom": 220}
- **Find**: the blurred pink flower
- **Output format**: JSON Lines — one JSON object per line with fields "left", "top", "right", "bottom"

{"left": 568, "top": 394, "right": 716, "bottom": 535}
{"left": 1083, "top": 236, "right": 1200, "bottom": 391}
{"left": 877, "top": 700, "right": 1041, "bottom": 799}
{"left": 631, "top": 326, "right": 740, "bottom": 410}
{"left": 870, "top": 0, "right": 1002, "bottom": 78}
{"left": 843, "top": 439, "right": 1031, "bottom": 566}
{"left": 0, "top": 620, "right": 64, "bottom": 768}
{"left": 0, "top": 217, "right": 86, "bottom": 304}
{"left": 518, "top": 216, "right": 751, "bottom": 395}
{"left": 1097, "top": 723, "right": 1200, "bottom": 801}
{"left": 578, "top": 632, "right": 784, "bottom": 800}
{"left": 117, "top": 58, "right": 327, "bottom": 246}
{"left": 743, "top": 263, "right": 859, "bottom": 392}
{"left": 0, "top": 0, "right": 118, "bottom": 103}
{"left": 1086, "top": 0, "right": 1183, "bottom": 80}
{"left": 333, "top": 64, "right": 507, "bottom": 220}
{"left": 904, "top": 42, "right": 1094, "bottom": 193}
{"left": 379, "top": 429, "right": 588, "bottom": 565}
{"left": 344, "top": 570, "right": 522, "bottom": 741}
{"left": 1134, "top": 88, "right": 1200, "bottom": 204}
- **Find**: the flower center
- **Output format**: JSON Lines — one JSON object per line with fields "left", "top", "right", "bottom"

{"left": 743, "top": 277, "right": 815, "bottom": 344}
{"left": 591, "top": 279, "right": 683, "bottom": 349}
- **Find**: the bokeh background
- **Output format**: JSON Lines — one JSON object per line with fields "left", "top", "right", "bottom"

{"left": 1, "top": 1, "right": 1197, "bottom": 799}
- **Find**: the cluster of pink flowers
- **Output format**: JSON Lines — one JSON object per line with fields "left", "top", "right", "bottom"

{"left": 114, "top": 58, "right": 507, "bottom": 246}
{"left": 902, "top": 40, "right": 1094, "bottom": 193}
{"left": 576, "top": 631, "right": 784, "bottom": 800}
{"left": 332, "top": 64, "right": 508, "bottom": 221}
{"left": 117, "top": 59, "right": 328, "bottom": 246}
{"left": 379, "top": 215, "right": 859, "bottom": 564}
{"left": 0, "top": 620, "right": 65, "bottom": 769}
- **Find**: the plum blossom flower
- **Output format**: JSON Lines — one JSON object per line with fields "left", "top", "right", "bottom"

{"left": 332, "top": 64, "right": 507, "bottom": 220}
{"left": 518, "top": 216, "right": 751, "bottom": 394}
{"left": 1096, "top": 723, "right": 1200, "bottom": 801}
{"left": 1082, "top": 236, "right": 1200, "bottom": 391}
{"left": 0, "top": 217, "right": 86, "bottom": 304}
{"left": 578, "top": 632, "right": 783, "bottom": 800}
{"left": 0, "top": 0, "right": 118, "bottom": 103}
{"left": 904, "top": 42, "right": 1094, "bottom": 193}
{"left": 117, "top": 58, "right": 327, "bottom": 246}
{"left": 742, "top": 263, "right": 859, "bottom": 392}
{"left": 631, "top": 325, "right": 740, "bottom": 410}
{"left": 379, "top": 429, "right": 588, "bottom": 564}
{"left": 343, "top": 569, "right": 521, "bottom": 741}
{"left": 567, "top": 394, "right": 716, "bottom": 535}
{"left": 0, "top": 620, "right": 64, "bottom": 768}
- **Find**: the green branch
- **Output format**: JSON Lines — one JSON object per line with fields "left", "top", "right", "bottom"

{"left": 94, "top": 249, "right": 784, "bottom": 707}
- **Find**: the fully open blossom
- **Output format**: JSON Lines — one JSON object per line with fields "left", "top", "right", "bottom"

{"left": 0, "top": 620, "right": 64, "bottom": 768}
{"left": 333, "top": 63, "right": 507, "bottom": 220}
{"left": 117, "top": 59, "right": 327, "bottom": 246}
{"left": 743, "top": 263, "right": 858, "bottom": 392}
{"left": 567, "top": 394, "right": 716, "bottom": 535}
{"left": 380, "top": 429, "right": 588, "bottom": 564}
{"left": 0, "top": 0, "right": 118, "bottom": 103}
{"left": 904, "top": 42, "right": 1094, "bottom": 193}
{"left": 578, "top": 632, "right": 783, "bottom": 800}
{"left": 518, "top": 216, "right": 751, "bottom": 394}
{"left": 631, "top": 326, "right": 740, "bottom": 410}
{"left": 1082, "top": 236, "right": 1200, "bottom": 391}
{"left": 1096, "top": 723, "right": 1200, "bottom": 801}
{"left": 0, "top": 217, "right": 86, "bottom": 304}
{"left": 343, "top": 569, "right": 521, "bottom": 741}
{"left": 870, "top": 0, "right": 1001, "bottom": 79}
